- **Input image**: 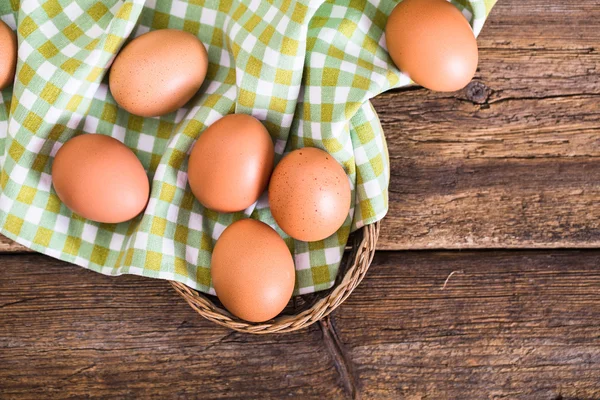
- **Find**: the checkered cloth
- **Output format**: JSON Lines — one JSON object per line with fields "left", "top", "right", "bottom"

{"left": 0, "top": 0, "right": 495, "bottom": 295}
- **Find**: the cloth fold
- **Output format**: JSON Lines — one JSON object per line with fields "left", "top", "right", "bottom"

{"left": 0, "top": 0, "right": 495, "bottom": 295}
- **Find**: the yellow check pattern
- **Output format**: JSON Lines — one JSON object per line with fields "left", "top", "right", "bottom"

{"left": 0, "top": 0, "right": 496, "bottom": 294}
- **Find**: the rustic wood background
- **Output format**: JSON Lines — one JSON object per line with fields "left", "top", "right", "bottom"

{"left": 1, "top": 0, "right": 600, "bottom": 398}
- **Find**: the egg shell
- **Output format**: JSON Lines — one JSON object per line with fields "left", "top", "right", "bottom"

{"left": 0, "top": 20, "right": 17, "bottom": 90}
{"left": 211, "top": 219, "right": 296, "bottom": 323}
{"left": 52, "top": 134, "right": 150, "bottom": 224}
{"left": 187, "top": 114, "right": 274, "bottom": 213}
{"left": 269, "top": 147, "right": 351, "bottom": 242}
{"left": 385, "top": 0, "right": 478, "bottom": 92}
{"left": 109, "top": 29, "right": 208, "bottom": 117}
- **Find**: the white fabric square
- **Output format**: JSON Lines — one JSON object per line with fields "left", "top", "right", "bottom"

{"left": 200, "top": 8, "right": 217, "bottom": 25}
{"left": 37, "top": 61, "right": 58, "bottom": 81}
{"left": 109, "top": 233, "right": 125, "bottom": 250}
{"left": 50, "top": 141, "right": 62, "bottom": 157}
{"left": 63, "top": 3, "right": 84, "bottom": 20}
{"left": 358, "top": 14, "right": 372, "bottom": 34}
{"left": 298, "top": 286, "right": 316, "bottom": 295}
{"left": 263, "top": 47, "right": 280, "bottom": 67}
{"left": 340, "top": 60, "right": 357, "bottom": 74}
{"left": 82, "top": 223, "right": 98, "bottom": 242}
{"left": 335, "top": 87, "right": 351, "bottom": 103}
{"left": 170, "top": 0, "right": 188, "bottom": 18}
{"left": 310, "top": 122, "right": 322, "bottom": 139}
{"left": 354, "top": 146, "right": 369, "bottom": 165}
{"left": 39, "top": 173, "right": 52, "bottom": 192}
{"left": 39, "top": 20, "right": 59, "bottom": 38}
{"left": 188, "top": 212, "right": 203, "bottom": 231}
{"left": 87, "top": 24, "right": 104, "bottom": 39}
{"left": 212, "top": 222, "right": 227, "bottom": 240}
{"left": 280, "top": 113, "right": 293, "bottom": 128}
{"left": 55, "top": 215, "right": 70, "bottom": 234}
{"left": 20, "top": 0, "right": 38, "bottom": 14}
{"left": 362, "top": 179, "right": 381, "bottom": 199}
{"left": 274, "top": 138, "right": 286, "bottom": 155}
{"left": 205, "top": 108, "right": 223, "bottom": 126}
{"left": 176, "top": 170, "right": 187, "bottom": 189}
{"left": 24, "top": 206, "right": 43, "bottom": 225}
{"left": 345, "top": 40, "right": 362, "bottom": 58}
{"left": 154, "top": 164, "right": 166, "bottom": 180}
{"left": 61, "top": 43, "right": 80, "bottom": 58}
{"left": 66, "top": 113, "right": 83, "bottom": 129}
{"left": 251, "top": 108, "right": 268, "bottom": 121}
{"left": 167, "top": 203, "right": 179, "bottom": 223}
{"left": 175, "top": 108, "right": 187, "bottom": 123}
{"left": 275, "top": 14, "right": 290, "bottom": 34}
{"left": 26, "top": 136, "right": 46, "bottom": 153}
{"left": 11, "top": 164, "right": 28, "bottom": 184}
{"left": 310, "top": 53, "right": 325, "bottom": 68}
{"left": 94, "top": 83, "right": 109, "bottom": 101}
{"left": 138, "top": 133, "right": 155, "bottom": 152}
{"left": 325, "top": 247, "right": 342, "bottom": 264}
{"left": 162, "top": 239, "right": 175, "bottom": 256}
{"left": 0, "top": 13, "right": 16, "bottom": 30}
{"left": 294, "top": 252, "right": 310, "bottom": 270}
{"left": 145, "top": 198, "right": 157, "bottom": 214}
{"left": 83, "top": 116, "right": 99, "bottom": 134}
{"left": 112, "top": 124, "right": 126, "bottom": 142}
{"left": 19, "top": 41, "right": 35, "bottom": 60}
{"left": 135, "top": 232, "right": 148, "bottom": 248}
{"left": 242, "top": 34, "right": 257, "bottom": 52}
{"left": 309, "top": 86, "right": 321, "bottom": 103}
{"left": 263, "top": 5, "right": 278, "bottom": 23}
{"left": 229, "top": 21, "right": 241, "bottom": 40}
{"left": 256, "top": 79, "right": 274, "bottom": 96}
{"left": 20, "top": 89, "right": 37, "bottom": 109}
{"left": 331, "top": 5, "right": 347, "bottom": 19}
{"left": 185, "top": 246, "right": 199, "bottom": 264}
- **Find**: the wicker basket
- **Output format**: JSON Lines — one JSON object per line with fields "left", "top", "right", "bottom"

{"left": 171, "top": 221, "right": 380, "bottom": 334}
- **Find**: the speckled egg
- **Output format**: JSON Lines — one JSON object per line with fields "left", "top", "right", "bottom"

{"left": 385, "top": 0, "right": 479, "bottom": 92}
{"left": 211, "top": 219, "right": 296, "bottom": 323}
{"left": 0, "top": 20, "right": 17, "bottom": 90}
{"left": 269, "top": 147, "right": 351, "bottom": 242}
{"left": 187, "top": 114, "right": 274, "bottom": 213}
{"left": 109, "top": 29, "right": 208, "bottom": 117}
{"left": 52, "top": 134, "right": 150, "bottom": 223}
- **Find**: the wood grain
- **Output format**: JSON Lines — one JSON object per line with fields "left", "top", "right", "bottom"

{"left": 0, "top": 255, "right": 346, "bottom": 399}
{"left": 1, "top": 0, "right": 599, "bottom": 253}
{"left": 333, "top": 250, "right": 600, "bottom": 400}
{"left": 2, "top": 251, "right": 600, "bottom": 399}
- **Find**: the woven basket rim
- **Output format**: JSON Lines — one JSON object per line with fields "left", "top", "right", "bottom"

{"left": 170, "top": 221, "right": 380, "bottom": 334}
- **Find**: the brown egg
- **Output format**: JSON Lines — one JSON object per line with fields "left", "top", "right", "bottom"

{"left": 187, "top": 114, "right": 274, "bottom": 213}
{"left": 211, "top": 219, "right": 295, "bottom": 322}
{"left": 385, "top": 0, "right": 478, "bottom": 92}
{"left": 269, "top": 147, "right": 351, "bottom": 242}
{"left": 109, "top": 29, "right": 208, "bottom": 117}
{"left": 0, "top": 20, "right": 17, "bottom": 90}
{"left": 52, "top": 134, "right": 149, "bottom": 223}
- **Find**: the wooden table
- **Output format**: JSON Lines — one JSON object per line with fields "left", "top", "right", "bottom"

{"left": 2, "top": 1, "right": 599, "bottom": 398}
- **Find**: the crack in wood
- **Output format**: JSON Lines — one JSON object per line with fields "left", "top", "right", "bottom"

{"left": 319, "top": 316, "right": 360, "bottom": 400}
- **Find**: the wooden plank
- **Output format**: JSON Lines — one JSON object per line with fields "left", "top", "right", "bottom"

{"left": 377, "top": 0, "right": 600, "bottom": 249}
{"left": 2, "top": 0, "right": 600, "bottom": 254}
{"left": 2, "top": 250, "right": 600, "bottom": 398}
{"left": 0, "top": 255, "right": 346, "bottom": 399}
{"left": 332, "top": 250, "right": 600, "bottom": 399}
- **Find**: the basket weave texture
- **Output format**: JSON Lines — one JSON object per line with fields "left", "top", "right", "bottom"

{"left": 171, "top": 222, "right": 380, "bottom": 334}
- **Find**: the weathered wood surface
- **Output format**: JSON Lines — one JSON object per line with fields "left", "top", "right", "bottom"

{"left": 1, "top": 251, "right": 600, "bottom": 399}
{"left": 2, "top": 0, "right": 600, "bottom": 253}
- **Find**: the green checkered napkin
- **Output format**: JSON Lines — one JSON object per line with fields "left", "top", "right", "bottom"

{"left": 0, "top": 0, "right": 495, "bottom": 295}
